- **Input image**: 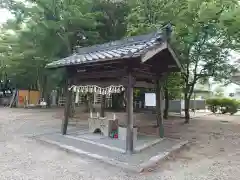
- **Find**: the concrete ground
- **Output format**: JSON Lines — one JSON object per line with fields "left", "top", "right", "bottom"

{"left": 0, "top": 107, "right": 240, "bottom": 179}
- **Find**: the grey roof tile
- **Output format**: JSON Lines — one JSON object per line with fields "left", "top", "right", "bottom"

{"left": 88, "top": 53, "right": 98, "bottom": 60}
{"left": 46, "top": 31, "right": 166, "bottom": 68}
{"left": 85, "top": 54, "right": 93, "bottom": 61}
{"left": 106, "top": 50, "right": 121, "bottom": 57}
{"left": 79, "top": 55, "right": 86, "bottom": 62}
{"left": 111, "top": 49, "right": 123, "bottom": 55}
{"left": 95, "top": 52, "right": 105, "bottom": 59}
{"left": 101, "top": 51, "right": 113, "bottom": 58}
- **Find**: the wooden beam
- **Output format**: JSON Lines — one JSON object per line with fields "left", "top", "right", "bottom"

{"left": 74, "top": 77, "right": 155, "bottom": 88}
{"left": 75, "top": 69, "right": 127, "bottom": 80}
{"left": 71, "top": 58, "right": 138, "bottom": 70}
{"left": 134, "top": 81, "right": 155, "bottom": 88}
{"left": 167, "top": 44, "right": 183, "bottom": 72}
{"left": 141, "top": 42, "right": 167, "bottom": 62}
{"left": 133, "top": 62, "right": 153, "bottom": 72}
{"left": 132, "top": 62, "right": 169, "bottom": 76}
{"left": 73, "top": 79, "right": 122, "bottom": 87}
{"left": 126, "top": 72, "right": 134, "bottom": 154}
{"left": 155, "top": 78, "right": 164, "bottom": 138}
{"left": 132, "top": 68, "right": 157, "bottom": 79}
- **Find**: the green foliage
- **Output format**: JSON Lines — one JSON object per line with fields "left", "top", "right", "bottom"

{"left": 1, "top": 0, "right": 239, "bottom": 118}
{"left": 92, "top": 0, "right": 129, "bottom": 42}
{"left": 127, "top": 1, "right": 184, "bottom": 100}
{"left": 0, "top": 0, "right": 129, "bottom": 95}
{"left": 1, "top": 0, "right": 99, "bottom": 91}
{"left": 165, "top": 73, "right": 184, "bottom": 99}
{"left": 206, "top": 98, "right": 220, "bottom": 113}
{"left": 127, "top": 0, "right": 240, "bottom": 121}
{"left": 126, "top": 0, "right": 181, "bottom": 36}
{"left": 206, "top": 98, "right": 239, "bottom": 115}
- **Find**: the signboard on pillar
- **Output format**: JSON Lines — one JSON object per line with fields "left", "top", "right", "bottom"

{"left": 145, "top": 93, "right": 156, "bottom": 107}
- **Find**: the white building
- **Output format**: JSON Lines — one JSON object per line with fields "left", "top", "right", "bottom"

{"left": 234, "top": 88, "right": 240, "bottom": 100}
{"left": 194, "top": 81, "right": 213, "bottom": 99}
{"left": 232, "top": 59, "right": 240, "bottom": 85}
{"left": 232, "top": 72, "right": 240, "bottom": 85}
{"left": 231, "top": 59, "right": 240, "bottom": 99}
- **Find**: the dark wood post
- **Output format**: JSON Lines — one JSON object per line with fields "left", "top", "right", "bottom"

{"left": 126, "top": 72, "right": 134, "bottom": 154}
{"left": 100, "top": 95, "right": 106, "bottom": 117}
{"left": 62, "top": 72, "right": 73, "bottom": 135}
{"left": 155, "top": 79, "right": 164, "bottom": 138}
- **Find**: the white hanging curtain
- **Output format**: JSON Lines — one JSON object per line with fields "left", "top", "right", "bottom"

{"left": 69, "top": 85, "right": 125, "bottom": 95}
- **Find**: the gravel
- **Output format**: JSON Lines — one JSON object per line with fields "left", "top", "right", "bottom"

{"left": 0, "top": 108, "right": 240, "bottom": 180}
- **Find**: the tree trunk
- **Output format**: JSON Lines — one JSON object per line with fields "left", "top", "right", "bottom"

{"left": 155, "top": 80, "right": 161, "bottom": 127}
{"left": 155, "top": 79, "right": 164, "bottom": 137}
{"left": 163, "top": 87, "right": 169, "bottom": 119}
{"left": 184, "top": 92, "right": 190, "bottom": 123}
{"left": 62, "top": 78, "right": 72, "bottom": 135}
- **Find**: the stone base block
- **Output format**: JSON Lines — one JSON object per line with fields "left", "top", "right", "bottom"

{"left": 118, "top": 126, "right": 138, "bottom": 143}
{"left": 88, "top": 117, "right": 117, "bottom": 137}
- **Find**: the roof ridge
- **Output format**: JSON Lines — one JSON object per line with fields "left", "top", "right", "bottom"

{"left": 76, "top": 31, "right": 163, "bottom": 55}
{"left": 46, "top": 30, "right": 170, "bottom": 68}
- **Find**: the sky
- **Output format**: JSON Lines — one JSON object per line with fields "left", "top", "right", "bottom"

{"left": 0, "top": 9, "right": 13, "bottom": 24}
{"left": 0, "top": 8, "right": 239, "bottom": 96}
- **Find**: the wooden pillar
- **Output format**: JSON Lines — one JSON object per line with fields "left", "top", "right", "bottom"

{"left": 100, "top": 95, "right": 106, "bottom": 117}
{"left": 62, "top": 77, "right": 72, "bottom": 135}
{"left": 156, "top": 79, "right": 164, "bottom": 138}
{"left": 126, "top": 72, "right": 134, "bottom": 154}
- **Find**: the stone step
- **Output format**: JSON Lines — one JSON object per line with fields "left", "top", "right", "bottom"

{"left": 34, "top": 133, "right": 187, "bottom": 172}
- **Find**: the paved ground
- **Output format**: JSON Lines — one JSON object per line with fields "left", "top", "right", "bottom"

{"left": 0, "top": 107, "right": 240, "bottom": 179}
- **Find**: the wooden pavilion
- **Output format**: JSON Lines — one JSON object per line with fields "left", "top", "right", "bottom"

{"left": 46, "top": 28, "right": 182, "bottom": 154}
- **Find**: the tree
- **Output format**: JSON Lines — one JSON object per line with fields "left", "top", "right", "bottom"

{"left": 0, "top": 0, "right": 130, "bottom": 110}
{"left": 171, "top": 0, "right": 240, "bottom": 123}
{"left": 163, "top": 72, "right": 183, "bottom": 119}
{"left": 1, "top": 0, "right": 239, "bottom": 123}
{"left": 127, "top": 0, "right": 185, "bottom": 123}
{"left": 126, "top": 0, "right": 180, "bottom": 36}
{"left": 92, "top": 0, "right": 130, "bottom": 111}
{"left": 93, "top": 0, "right": 129, "bottom": 42}
{"left": 127, "top": 0, "right": 240, "bottom": 123}
{"left": 0, "top": 0, "right": 100, "bottom": 95}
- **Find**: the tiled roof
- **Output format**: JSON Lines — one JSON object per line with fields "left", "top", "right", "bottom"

{"left": 46, "top": 31, "right": 166, "bottom": 68}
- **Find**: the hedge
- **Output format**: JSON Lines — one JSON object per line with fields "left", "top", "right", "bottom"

{"left": 206, "top": 98, "right": 240, "bottom": 115}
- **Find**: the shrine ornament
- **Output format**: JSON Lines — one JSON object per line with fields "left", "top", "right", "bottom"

{"left": 69, "top": 85, "right": 125, "bottom": 95}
